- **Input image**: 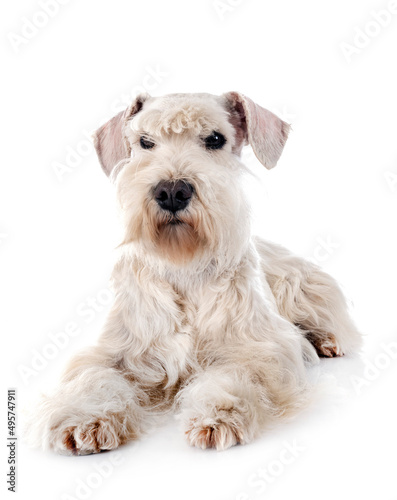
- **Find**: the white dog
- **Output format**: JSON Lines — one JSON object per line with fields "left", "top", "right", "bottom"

{"left": 29, "top": 91, "right": 361, "bottom": 454}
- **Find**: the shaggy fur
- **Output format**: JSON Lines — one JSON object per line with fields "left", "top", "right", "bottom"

{"left": 27, "top": 91, "right": 361, "bottom": 454}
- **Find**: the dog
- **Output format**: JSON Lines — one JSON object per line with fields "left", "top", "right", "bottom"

{"left": 29, "top": 91, "right": 362, "bottom": 454}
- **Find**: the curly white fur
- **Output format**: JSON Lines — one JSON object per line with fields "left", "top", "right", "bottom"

{"left": 26, "top": 92, "right": 362, "bottom": 454}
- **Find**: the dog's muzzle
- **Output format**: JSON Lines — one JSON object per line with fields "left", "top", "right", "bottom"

{"left": 154, "top": 180, "right": 194, "bottom": 213}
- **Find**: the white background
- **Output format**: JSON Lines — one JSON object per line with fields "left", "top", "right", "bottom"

{"left": 2, "top": 0, "right": 397, "bottom": 499}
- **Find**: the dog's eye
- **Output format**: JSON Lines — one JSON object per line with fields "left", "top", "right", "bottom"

{"left": 140, "top": 136, "right": 156, "bottom": 149}
{"left": 204, "top": 131, "right": 226, "bottom": 150}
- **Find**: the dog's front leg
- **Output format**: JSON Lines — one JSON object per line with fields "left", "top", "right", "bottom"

{"left": 180, "top": 335, "right": 309, "bottom": 451}
{"left": 178, "top": 271, "right": 312, "bottom": 451}
{"left": 30, "top": 350, "right": 151, "bottom": 455}
{"left": 29, "top": 256, "right": 192, "bottom": 455}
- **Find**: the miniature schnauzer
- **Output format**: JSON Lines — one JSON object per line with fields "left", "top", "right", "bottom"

{"left": 29, "top": 91, "right": 361, "bottom": 453}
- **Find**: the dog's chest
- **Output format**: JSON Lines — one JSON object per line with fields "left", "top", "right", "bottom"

{"left": 169, "top": 257, "right": 279, "bottom": 349}
{"left": 172, "top": 271, "right": 250, "bottom": 344}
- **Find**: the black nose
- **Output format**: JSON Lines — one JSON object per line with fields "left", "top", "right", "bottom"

{"left": 154, "top": 180, "right": 194, "bottom": 213}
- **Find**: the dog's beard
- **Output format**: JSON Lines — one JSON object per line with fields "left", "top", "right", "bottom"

{"left": 121, "top": 192, "right": 218, "bottom": 266}
{"left": 155, "top": 211, "right": 203, "bottom": 264}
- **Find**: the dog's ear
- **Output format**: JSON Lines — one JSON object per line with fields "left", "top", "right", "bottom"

{"left": 223, "top": 91, "right": 290, "bottom": 169}
{"left": 93, "top": 94, "right": 148, "bottom": 176}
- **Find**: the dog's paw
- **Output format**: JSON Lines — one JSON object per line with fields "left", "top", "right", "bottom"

{"left": 312, "top": 333, "right": 344, "bottom": 358}
{"left": 185, "top": 413, "right": 247, "bottom": 451}
{"left": 50, "top": 419, "right": 123, "bottom": 456}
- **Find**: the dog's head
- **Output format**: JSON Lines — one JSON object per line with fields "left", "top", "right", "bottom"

{"left": 93, "top": 92, "right": 290, "bottom": 267}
